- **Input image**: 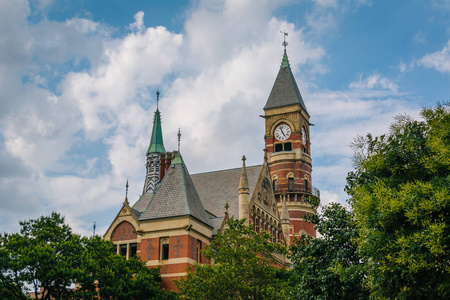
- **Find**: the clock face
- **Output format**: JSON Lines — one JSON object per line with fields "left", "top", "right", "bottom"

{"left": 302, "top": 127, "right": 307, "bottom": 144}
{"left": 274, "top": 124, "right": 291, "bottom": 141}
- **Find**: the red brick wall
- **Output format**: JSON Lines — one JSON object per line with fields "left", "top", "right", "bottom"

{"left": 111, "top": 221, "right": 137, "bottom": 241}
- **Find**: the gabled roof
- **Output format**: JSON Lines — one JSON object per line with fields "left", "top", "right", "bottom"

{"left": 147, "top": 109, "right": 166, "bottom": 154}
{"left": 139, "top": 154, "right": 212, "bottom": 227}
{"left": 132, "top": 192, "right": 153, "bottom": 213}
{"left": 264, "top": 52, "right": 309, "bottom": 115}
{"left": 191, "top": 165, "right": 261, "bottom": 218}
{"left": 132, "top": 165, "right": 261, "bottom": 221}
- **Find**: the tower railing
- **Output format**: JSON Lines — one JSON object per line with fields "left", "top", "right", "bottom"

{"left": 274, "top": 185, "right": 320, "bottom": 199}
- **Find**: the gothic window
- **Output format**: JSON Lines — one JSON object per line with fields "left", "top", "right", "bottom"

{"left": 304, "top": 178, "right": 309, "bottom": 192}
{"left": 273, "top": 179, "right": 278, "bottom": 192}
{"left": 275, "top": 143, "right": 283, "bottom": 152}
{"left": 288, "top": 178, "right": 294, "bottom": 192}
{"left": 160, "top": 237, "right": 169, "bottom": 261}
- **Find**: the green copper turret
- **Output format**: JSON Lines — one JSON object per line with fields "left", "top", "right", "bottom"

{"left": 147, "top": 109, "right": 166, "bottom": 154}
{"left": 142, "top": 92, "right": 166, "bottom": 194}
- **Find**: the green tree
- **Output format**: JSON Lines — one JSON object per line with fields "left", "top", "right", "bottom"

{"left": 0, "top": 212, "right": 84, "bottom": 299}
{"left": 0, "top": 212, "right": 174, "bottom": 300}
{"left": 346, "top": 103, "right": 450, "bottom": 299}
{"left": 74, "top": 236, "right": 176, "bottom": 300}
{"left": 290, "top": 200, "right": 368, "bottom": 300}
{"left": 175, "top": 217, "right": 288, "bottom": 300}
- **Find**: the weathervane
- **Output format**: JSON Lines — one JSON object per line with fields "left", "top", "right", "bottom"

{"left": 156, "top": 90, "right": 160, "bottom": 110}
{"left": 280, "top": 30, "right": 288, "bottom": 52}
{"left": 177, "top": 128, "right": 181, "bottom": 152}
{"left": 125, "top": 179, "right": 129, "bottom": 199}
{"left": 93, "top": 221, "right": 96, "bottom": 237}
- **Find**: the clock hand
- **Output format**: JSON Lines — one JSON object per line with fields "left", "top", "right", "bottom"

{"left": 281, "top": 128, "right": 286, "bottom": 138}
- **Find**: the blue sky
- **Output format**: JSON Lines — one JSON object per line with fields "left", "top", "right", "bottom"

{"left": 1, "top": 0, "right": 449, "bottom": 235}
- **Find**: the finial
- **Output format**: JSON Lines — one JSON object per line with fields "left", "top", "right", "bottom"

{"left": 124, "top": 180, "right": 129, "bottom": 205}
{"left": 280, "top": 30, "right": 288, "bottom": 53}
{"left": 93, "top": 221, "right": 96, "bottom": 237}
{"left": 177, "top": 128, "right": 181, "bottom": 152}
{"left": 156, "top": 90, "right": 160, "bottom": 110}
{"left": 224, "top": 202, "right": 229, "bottom": 215}
{"left": 242, "top": 155, "right": 246, "bottom": 163}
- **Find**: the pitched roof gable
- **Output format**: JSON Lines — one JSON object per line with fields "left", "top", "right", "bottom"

{"left": 139, "top": 158, "right": 212, "bottom": 227}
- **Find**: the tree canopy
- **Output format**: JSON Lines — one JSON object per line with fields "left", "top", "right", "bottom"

{"left": 290, "top": 200, "right": 368, "bottom": 300}
{"left": 175, "top": 217, "right": 288, "bottom": 300}
{"left": 346, "top": 103, "right": 450, "bottom": 299}
{"left": 0, "top": 212, "right": 174, "bottom": 300}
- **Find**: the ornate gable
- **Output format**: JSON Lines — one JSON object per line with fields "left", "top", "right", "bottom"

{"left": 249, "top": 161, "right": 280, "bottom": 221}
{"left": 104, "top": 200, "right": 141, "bottom": 240}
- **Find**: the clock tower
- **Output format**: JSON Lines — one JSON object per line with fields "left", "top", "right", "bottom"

{"left": 263, "top": 46, "right": 320, "bottom": 242}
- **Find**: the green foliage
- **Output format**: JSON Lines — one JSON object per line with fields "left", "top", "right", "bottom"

{"left": 175, "top": 217, "right": 288, "bottom": 299}
{"left": 290, "top": 201, "right": 368, "bottom": 300}
{"left": 346, "top": 103, "right": 450, "bottom": 299}
{"left": 0, "top": 212, "right": 173, "bottom": 300}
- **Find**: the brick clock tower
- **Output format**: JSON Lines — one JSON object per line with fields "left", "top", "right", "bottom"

{"left": 263, "top": 46, "right": 320, "bottom": 243}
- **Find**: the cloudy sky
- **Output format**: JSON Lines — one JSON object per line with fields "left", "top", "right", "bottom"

{"left": 1, "top": 0, "right": 449, "bottom": 236}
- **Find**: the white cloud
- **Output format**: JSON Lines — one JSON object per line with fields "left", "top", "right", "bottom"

{"left": 129, "top": 11, "right": 145, "bottom": 32}
{"left": 413, "top": 31, "right": 427, "bottom": 44}
{"left": 349, "top": 73, "right": 399, "bottom": 92}
{"left": 419, "top": 41, "right": 450, "bottom": 73}
{"left": 0, "top": 0, "right": 426, "bottom": 236}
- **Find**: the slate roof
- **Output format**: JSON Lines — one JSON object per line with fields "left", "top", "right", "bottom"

{"left": 139, "top": 156, "right": 212, "bottom": 227}
{"left": 191, "top": 165, "right": 261, "bottom": 218}
{"left": 132, "top": 192, "right": 153, "bottom": 213}
{"left": 264, "top": 52, "right": 309, "bottom": 115}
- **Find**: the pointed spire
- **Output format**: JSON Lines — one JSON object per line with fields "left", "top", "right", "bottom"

{"left": 280, "top": 30, "right": 290, "bottom": 68}
{"left": 263, "top": 43, "right": 308, "bottom": 115}
{"left": 171, "top": 152, "right": 185, "bottom": 165}
{"left": 224, "top": 202, "right": 229, "bottom": 217}
{"left": 239, "top": 155, "right": 249, "bottom": 192}
{"left": 281, "top": 52, "right": 290, "bottom": 68}
{"left": 147, "top": 91, "right": 166, "bottom": 154}
{"left": 281, "top": 194, "right": 289, "bottom": 223}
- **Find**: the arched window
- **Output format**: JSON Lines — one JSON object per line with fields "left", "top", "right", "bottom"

{"left": 288, "top": 178, "right": 294, "bottom": 192}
